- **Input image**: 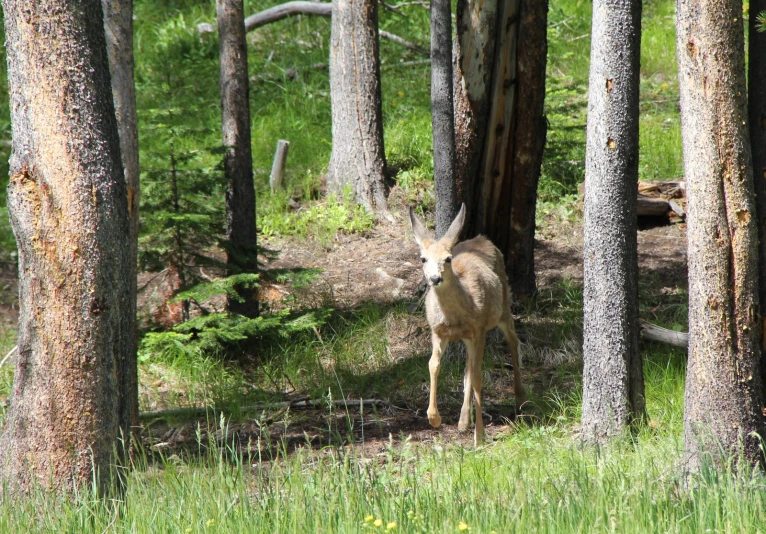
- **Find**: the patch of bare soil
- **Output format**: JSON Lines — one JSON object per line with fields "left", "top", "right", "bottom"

{"left": 0, "top": 202, "right": 689, "bottom": 458}
{"left": 261, "top": 214, "right": 424, "bottom": 310}
{"left": 142, "top": 401, "right": 519, "bottom": 462}
{"left": 535, "top": 213, "right": 687, "bottom": 288}
{"left": 138, "top": 205, "right": 689, "bottom": 459}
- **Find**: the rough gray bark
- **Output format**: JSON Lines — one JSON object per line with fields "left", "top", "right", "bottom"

{"left": 748, "top": 0, "right": 766, "bottom": 403}
{"left": 581, "top": 0, "right": 644, "bottom": 442}
{"left": 1, "top": 0, "right": 131, "bottom": 494}
{"left": 452, "top": 0, "right": 547, "bottom": 297}
{"left": 431, "top": 0, "right": 458, "bottom": 237}
{"left": 102, "top": 0, "right": 140, "bottom": 455}
{"left": 677, "top": 0, "right": 764, "bottom": 469}
{"left": 326, "top": 0, "right": 388, "bottom": 211}
{"left": 218, "top": 0, "right": 259, "bottom": 316}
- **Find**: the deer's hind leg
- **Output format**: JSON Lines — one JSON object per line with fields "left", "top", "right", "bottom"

{"left": 499, "top": 315, "right": 526, "bottom": 406}
{"left": 464, "top": 334, "right": 486, "bottom": 446}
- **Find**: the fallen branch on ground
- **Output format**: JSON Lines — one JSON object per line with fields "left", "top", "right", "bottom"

{"left": 140, "top": 398, "right": 393, "bottom": 423}
{"left": 640, "top": 320, "right": 688, "bottom": 348}
{"left": 379, "top": 30, "right": 428, "bottom": 55}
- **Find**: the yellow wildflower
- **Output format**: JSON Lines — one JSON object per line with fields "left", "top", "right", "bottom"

{"left": 365, "top": 515, "right": 375, "bottom": 522}
{"left": 398, "top": 91, "right": 404, "bottom": 97}
{"left": 387, "top": 522, "right": 397, "bottom": 530}
{"left": 374, "top": 518, "right": 384, "bottom": 527}
{"left": 458, "top": 521, "right": 470, "bottom": 531}
{"left": 206, "top": 519, "right": 215, "bottom": 527}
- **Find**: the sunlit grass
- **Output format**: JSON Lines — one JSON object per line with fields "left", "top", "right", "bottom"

{"left": 3, "top": 341, "right": 766, "bottom": 532}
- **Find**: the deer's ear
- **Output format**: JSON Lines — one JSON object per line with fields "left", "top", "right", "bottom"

{"left": 409, "top": 207, "right": 432, "bottom": 248}
{"left": 440, "top": 203, "right": 466, "bottom": 250}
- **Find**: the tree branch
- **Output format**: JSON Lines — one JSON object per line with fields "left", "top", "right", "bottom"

{"left": 379, "top": 30, "right": 428, "bottom": 55}
{"left": 639, "top": 320, "right": 688, "bottom": 348}
{"left": 199, "top": 2, "right": 429, "bottom": 57}
{"left": 244, "top": 1, "right": 331, "bottom": 31}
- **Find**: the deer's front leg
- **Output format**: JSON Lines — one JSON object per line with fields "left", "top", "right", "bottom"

{"left": 427, "top": 334, "right": 448, "bottom": 428}
{"left": 458, "top": 340, "right": 473, "bottom": 431}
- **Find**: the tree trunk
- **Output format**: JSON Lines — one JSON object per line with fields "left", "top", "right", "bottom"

{"left": 102, "top": 0, "right": 140, "bottom": 456}
{"left": 453, "top": 0, "right": 547, "bottom": 297}
{"left": 748, "top": 0, "right": 766, "bottom": 405}
{"left": 1, "top": 0, "right": 131, "bottom": 494}
{"left": 431, "top": 0, "right": 458, "bottom": 237}
{"left": 327, "top": 0, "right": 388, "bottom": 211}
{"left": 677, "top": 0, "right": 764, "bottom": 469}
{"left": 580, "top": 0, "right": 644, "bottom": 443}
{"left": 218, "top": 0, "right": 259, "bottom": 316}
{"left": 504, "top": 0, "right": 548, "bottom": 296}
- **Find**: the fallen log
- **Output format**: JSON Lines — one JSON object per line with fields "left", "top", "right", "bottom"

{"left": 637, "top": 194, "right": 671, "bottom": 217}
{"left": 640, "top": 319, "right": 688, "bottom": 348}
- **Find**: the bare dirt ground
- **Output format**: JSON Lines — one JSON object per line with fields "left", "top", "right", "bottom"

{"left": 142, "top": 205, "right": 688, "bottom": 458}
{"left": 0, "top": 204, "right": 689, "bottom": 458}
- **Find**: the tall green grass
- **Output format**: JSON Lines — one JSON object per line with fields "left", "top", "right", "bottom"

{"left": 3, "top": 346, "right": 766, "bottom": 533}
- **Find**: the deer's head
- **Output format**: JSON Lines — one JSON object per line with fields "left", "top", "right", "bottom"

{"left": 409, "top": 204, "right": 466, "bottom": 288}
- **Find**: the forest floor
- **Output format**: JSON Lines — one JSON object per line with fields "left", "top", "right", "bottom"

{"left": 135, "top": 193, "right": 688, "bottom": 460}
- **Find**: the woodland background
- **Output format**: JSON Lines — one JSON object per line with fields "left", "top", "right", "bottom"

{"left": 0, "top": 0, "right": 758, "bottom": 531}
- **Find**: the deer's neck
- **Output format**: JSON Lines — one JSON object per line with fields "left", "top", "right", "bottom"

{"left": 430, "top": 275, "right": 472, "bottom": 319}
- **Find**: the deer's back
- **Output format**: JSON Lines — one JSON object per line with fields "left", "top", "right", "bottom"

{"left": 427, "top": 236, "right": 510, "bottom": 341}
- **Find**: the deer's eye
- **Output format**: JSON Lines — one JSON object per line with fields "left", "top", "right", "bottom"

{"left": 445, "top": 256, "right": 452, "bottom": 264}
{"left": 420, "top": 257, "right": 427, "bottom": 264}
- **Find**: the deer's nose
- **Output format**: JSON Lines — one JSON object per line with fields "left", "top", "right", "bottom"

{"left": 429, "top": 275, "right": 443, "bottom": 286}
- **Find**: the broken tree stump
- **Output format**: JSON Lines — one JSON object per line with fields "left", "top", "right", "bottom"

{"left": 270, "top": 139, "right": 290, "bottom": 193}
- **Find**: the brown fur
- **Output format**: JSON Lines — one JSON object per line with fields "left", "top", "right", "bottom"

{"left": 410, "top": 205, "right": 526, "bottom": 445}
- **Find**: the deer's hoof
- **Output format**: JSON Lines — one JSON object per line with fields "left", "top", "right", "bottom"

{"left": 428, "top": 412, "right": 442, "bottom": 428}
{"left": 458, "top": 418, "right": 470, "bottom": 432}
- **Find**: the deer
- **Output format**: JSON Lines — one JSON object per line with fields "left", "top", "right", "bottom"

{"left": 409, "top": 204, "right": 526, "bottom": 446}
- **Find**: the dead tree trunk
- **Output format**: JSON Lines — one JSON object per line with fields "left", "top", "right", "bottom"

{"left": 581, "top": 0, "right": 645, "bottom": 443}
{"left": 677, "top": 0, "right": 764, "bottom": 469}
{"left": 431, "top": 0, "right": 458, "bottom": 237}
{"left": 327, "top": 0, "right": 388, "bottom": 211}
{"left": 102, "top": 0, "right": 140, "bottom": 454}
{"left": 218, "top": 0, "right": 259, "bottom": 316}
{"left": 1, "top": 0, "right": 132, "bottom": 494}
{"left": 748, "top": 0, "right": 766, "bottom": 405}
{"left": 452, "top": 0, "right": 547, "bottom": 297}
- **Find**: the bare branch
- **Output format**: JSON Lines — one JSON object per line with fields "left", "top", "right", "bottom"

{"left": 244, "top": 1, "right": 331, "bottom": 31}
{"left": 199, "top": 2, "right": 429, "bottom": 57}
{"left": 379, "top": 30, "right": 429, "bottom": 56}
